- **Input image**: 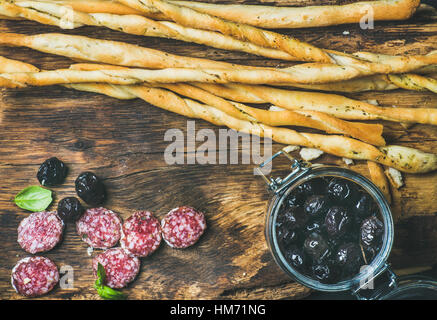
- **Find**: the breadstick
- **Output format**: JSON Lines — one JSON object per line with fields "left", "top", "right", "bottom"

{"left": 3, "top": 57, "right": 434, "bottom": 173}
{"left": 0, "top": 32, "right": 240, "bottom": 70}
{"left": 194, "top": 83, "right": 437, "bottom": 125}
{"left": 367, "top": 161, "right": 392, "bottom": 204}
{"left": 168, "top": 0, "right": 420, "bottom": 29}
{"left": 7, "top": 1, "right": 297, "bottom": 61}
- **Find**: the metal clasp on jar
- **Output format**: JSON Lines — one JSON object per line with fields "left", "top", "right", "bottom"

{"left": 255, "top": 149, "right": 314, "bottom": 195}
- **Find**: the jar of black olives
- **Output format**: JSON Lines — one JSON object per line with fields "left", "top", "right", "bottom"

{"left": 257, "top": 149, "right": 437, "bottom": 300}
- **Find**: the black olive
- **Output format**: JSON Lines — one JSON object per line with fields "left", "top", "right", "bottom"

{"left": 277, "top": 225, "right": 299, "bottom": 247}
{"left": 304, "top": 195, "right": 330, "bottom": 218}
{"left": 312, "top": 261, "right": 338, "bottom": 284}
{"left": 281, "top": 206, "right": 308, "bottom": 230}
{"left": 336, "top": 243, "right": 363, "bottom": 277}
{"left": 285, "top": 191, "right": 305, "bottom": 208}
{"left": 75, "top": 172, "right": 106, "bottom": 205}
{"left": 305, "top": 221, "right": 322, "bottom": 235}
{"left": 325, "top": 206, "right": 351, "bottom": 238}
{"left": 37, "top": 157, "right": 68, "bottom": 186}
{"left": 303, "top": 232, "right": 330, "bottom": 262}
{"left": 297, "top": 178, "right": 326, "bottom": 196}
{"left": 327, "top": 178, "right": 357, "bottom": 204}
{"left": 354, "top": 192, "right": 375, "bottom": 218}
{"left": 57, "top": 197, "right": 84, "bottom": 222}
{"left": 360, "top": 216, "right": 383, "bottom": 249}
{"left": 284, "top": 247, "right": 306, "bottom": 270}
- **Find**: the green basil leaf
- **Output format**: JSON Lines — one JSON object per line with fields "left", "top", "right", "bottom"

{"left": 94, "top": 263, "right": 127, "bottom": 300}
{"left": 95, "top": 284, "right": 127, "bottom": 300}
{"left": 97, "top": 263, "right": 106, "bottom": 283}
{"left": 14, "top": 186, "right": 53, "bottom": 212}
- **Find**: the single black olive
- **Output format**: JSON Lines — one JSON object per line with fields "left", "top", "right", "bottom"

{"left": 336, "top": 243, "right": 363, "bottom": 277}
{"left": 277, "top": 225, "right": 299, "bottom": 247}
{"left": 325, "top": 206, "right": 351, "bottom": 238}
{"left": 354, "top": 192, "right": 375, "bottom": 218}
{"left": 37, "top": 157, "right": 68, "bottom": 186}
{"left": 304, "top": 195, "right": 330, "bottom": 218}
{"left": 284, "top": 247, "right": 306, "bottom": 271}
{"left": 75, "top": 171, "right": 106, "bottom": 205}
{"left": 303, "top": 232, "right": 330, "bottom": 262}
{"left": 327, "top": 178, "right": 357, "bottom": 204}
{"left": 282, "top": 206, "right": 308, "bottom": 230}
{"left": 312, "top": 262, "right": 338, "bottom": 284}
{"left": 360, "top": 216, "right": 384, "bottom": 249}
{"left": 285, "top": 191, "right": 305, "bottom": 208}
{"left": 296, "top": 178, "right": 327, "bottom": 196}
{"left": 57, "top": 197, "right": 84, "bottom": 222}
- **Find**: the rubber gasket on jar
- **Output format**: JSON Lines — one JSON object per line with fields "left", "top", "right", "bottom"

{"left": 120, "top": 211, "right": 162, "bottom": 257}
{"left": 17, "top": 211, "right": 64, "bottom": 254}
{"left": 11, "top": 256, "right": 59, "bottom": 297}
{"left": 76, "top": 207, "right": 122, "bottom": 249}
{"left": 92, "top": 247, "right": 140, "bottom": 289}
{"left": 161, "top": 206, "right": 207, "bottom": 249}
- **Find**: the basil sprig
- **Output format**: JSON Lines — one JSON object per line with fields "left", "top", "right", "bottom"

{"left": 14, "top": 186, "right": 53, "bottom": 212}
{"left": 94, "top": 263, "right": 127, "bottom": 300}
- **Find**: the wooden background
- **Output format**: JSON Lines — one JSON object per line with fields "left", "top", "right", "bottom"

{"left": 1, "top": 0, "right": 437, "bottom": 300}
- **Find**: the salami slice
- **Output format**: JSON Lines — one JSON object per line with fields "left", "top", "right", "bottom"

{"left": 161, "top": 206, "right": 207, "bottom": 249}
{"left": 11, "top": 256, "right": 59, "bottom": 297}
{"left": 92, "top": 247, "right": 140, "bottom": 289}
{"left": 17, "top": 211, "right": 64, "bottom": 254}
{"left": 120, "top": 211, "right": 162, "bottom": 257}
{"left": 76, "top": 207, "right": 122, "bottom": 249}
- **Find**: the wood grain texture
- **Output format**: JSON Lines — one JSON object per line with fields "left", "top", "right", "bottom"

{"left": 0, "top": 0, "right": 437, "bottom": 300}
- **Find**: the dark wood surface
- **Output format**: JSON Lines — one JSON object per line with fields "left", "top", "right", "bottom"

{"left": 1, "top": 1, "right": 437, "bottom": 300}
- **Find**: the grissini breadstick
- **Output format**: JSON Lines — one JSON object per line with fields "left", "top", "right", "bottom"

{"left": 0, "top": 32, "right": 241, "bottom": 70}
{"left": 30, "top": 0, "right": 421, "bottom": 29}
{"left": 367, "top": 161, "right": 392, "bottom": 204}
{"left": 3, "top": 57, "right": 434, "bottom": 173}
{"left": 70, "top": 62, "right": 385, "bottom": 145}
{"left": 0, "top": 64, "right": 367, "bottom": 87}
{"left": 170, "top": 0, "right": 420, "bottom": 29}
{"left": 167, "top": 0, "right": 421, "bottom": 29}
{"left": 194, "top": 83, "right": 437, "bottom": 125}
{"left": 7, "top": 1, "right": 297, "bottom": 61}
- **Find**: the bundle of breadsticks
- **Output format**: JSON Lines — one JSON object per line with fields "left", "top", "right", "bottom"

{"left": 0, "top": 0, "right": 436, "bottom": 203}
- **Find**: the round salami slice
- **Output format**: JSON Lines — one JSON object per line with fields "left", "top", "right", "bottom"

{"left": 161, "top": 206, "right": 207, "bottom": 249}
{"left": 92, "top": 247, "right": 140, "bottom": 289}
{"left": 17, "top": 211, "right": 64, "bottom": 254}
{"left": 11, "top": 256, "right": 59, "bottom": 297}
{"left": 76, "top": 207, "right": 122, "bottom": 249}
{"left": 120, "top": 211, "right": 162, "bottom": 257}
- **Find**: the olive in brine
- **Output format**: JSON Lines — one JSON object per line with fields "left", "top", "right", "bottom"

{"left": 304, "top": 195, "right": 330, "bottom": 218}
{"left": 327, "top": 179, "right": 357, "bottom": 204}
{"left": 37, "top": 157, "right": 68, "bottom": 186}
{"left": 325, "top": 206, "right": 351, "bottom": 238}
{"left": 75, "top": 172, "right": 106, "bottom": 205}
{"left": 57, "top": 197, "right": 84, "bottom": 222}
{"left": 304, "top": 232, "right": 330, "bottom": 262}
{"left": 360, "top": 216, "right": 383, "bottom": 249}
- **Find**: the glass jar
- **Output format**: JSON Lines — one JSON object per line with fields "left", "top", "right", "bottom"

{"left": 256, "top": 149, "right": 437, "bottom": 300}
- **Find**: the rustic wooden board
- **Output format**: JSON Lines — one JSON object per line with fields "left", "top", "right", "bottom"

{"left": 0, "top": 1, "right": 437, "bottom": 300}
